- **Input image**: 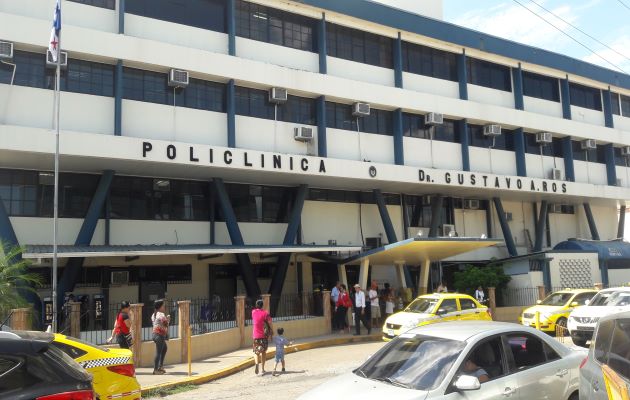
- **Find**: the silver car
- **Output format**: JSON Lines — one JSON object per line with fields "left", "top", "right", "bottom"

{"left": 580, "top": 310, "right": 630, "bottom": 399}
{"left": 299, "top": 322, "right": 585, "bottom": 400}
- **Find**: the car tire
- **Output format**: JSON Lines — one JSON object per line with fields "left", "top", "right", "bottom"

{"left": 573, "top": 338, "right": 587, "bottom": 347}
{"left": 556, "top": 317, "right": 568, "bottom": 337}
{"left": 568, "top": 391, "right": 578, "bottom": 400}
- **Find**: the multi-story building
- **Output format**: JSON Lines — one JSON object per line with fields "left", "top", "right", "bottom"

{"left": 1, "top": 0, "right": 630, "bottom": 325}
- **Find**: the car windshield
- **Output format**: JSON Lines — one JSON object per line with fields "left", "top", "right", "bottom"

{"left": 541, "top": 292, "right": 573, "bottom": 306}
{"left": 405, "top": 298, "right": 439, "bottom": 314}
{"left": 590, "top": 291, "right": 630, "bottom": 307}
{"left": 355, "top": 334, "right": 466, "bottom": 391}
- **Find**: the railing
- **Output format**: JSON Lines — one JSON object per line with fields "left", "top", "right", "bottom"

{"left": 498, "top": 287, "right": 540, "bottom": 307}
{"left": 271, "top": 292, "right": 320, "bottom": 320}
{"left": 189, "top": 296, "right": 236, "bottom": 335}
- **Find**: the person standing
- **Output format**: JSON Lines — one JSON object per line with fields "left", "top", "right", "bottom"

{"left": 106, "top": 301, "right": 132, "bottom": 349}
{"left": 335, "top": 284, "right": 352, "bottom": 333}
{"left": 330, "top": 281, "right": 341, "bottom": 330}
{"left": 437, "top": 281, "right": 448, "bottom": 293}
{"left": 475, "top": 286, "right": 486, "bottom": 304}
{"left": 272, "top": 327, "right": 292, "bottom": 376}
{"left": 252, "top": 299, "right": 273, "bottom": 375}
{"left": 383, "top": 283, "right": 395, "bottom": 318}
{"left": 151, "top": 299, "right": 169, "bottom": 375}
{"left": 353, "top": 284, "right": 370, "bottom": 335}
{"left": 368, "top": 282, "right": 381, "bottom": 328}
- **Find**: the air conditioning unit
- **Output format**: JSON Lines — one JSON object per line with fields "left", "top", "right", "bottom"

{"left": 550, "top": 168, "right": 563, "bottom": 181}
{"left": 442, "top": 224, "right": 456, "bottom": 237}
{"left": 111, "top": 271, "right": 129, "bottom": 285}
{"left": 621, "top": 146, "right": 630, "bottom": 157}
{"left": 46, "top": 50, "right": 67, "bottom": 69}
{"left": 0, "top": 41, "right": 13, "bottom": 60}
{"left": 168, "top": 69, "right": 189, "bottom": 87}
{"left": 425, "top": 112, "right": 444, "bottom": 125}
{"left": 483, "top": 124, "right": 502, "bottom": 137}
{"left": 464, "top": 199, "right": 480, "bottom": 210}
{"left": 294, "top": 127, "right": 313, "bottom": 142}
{"left": 365, "top": 237, "right": 382, "bottom": 249}
{"left": 352, "top": 102, "right": 371, "bottom": 117}
{"left": 269, "top": 87, "right": 288, "bottom": 103}
{"left": 581, "top": 139, "right": 597, "bottom": 150}
{"left": 505, "top": 212, "right": 513, "bottom": 222}
{"left": 535, "top": 132, "right": 553, "bottom": 144}
{"left": 408, "top": 227, "right": 429, "bottom": 238}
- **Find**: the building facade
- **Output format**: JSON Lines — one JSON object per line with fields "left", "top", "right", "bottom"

{"left": 1, "top": 0, "right": 630, "bottom": 324}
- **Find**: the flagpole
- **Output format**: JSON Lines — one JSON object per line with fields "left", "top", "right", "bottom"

{"left": 51, "top": 0, "right": 61, "bottom": 334}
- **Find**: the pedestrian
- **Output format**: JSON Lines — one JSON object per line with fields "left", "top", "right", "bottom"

{"left": 368, "top": 282, "right": 381, "bottom": 328}
{"left": 334, "top": 284, "right": 352, "bottom": 333}
{"left": 252, "top": 299, "right": 273, "bottom": 375}
{"left": 106, "top": 300, "right": 132, "bottom": 349}
{"left": 151, "top": 299, "right": 169, "bottom": 375}
{"left": 353, "top": 284, "right": 370, "bottom": 335}
{"left": 384, "top": 283, "right": 395, "bottom": 317}
{"left": 437, "top": 281, "right": 448, "bottom": 293}
{"left": 272, "top": 327, "right": 292, "bottom": 376}
{"left": 475, "top": 286, "right": 486, "bottom": 304}
{"left": 330, "top": 281, "right": 341, "bottom": 329}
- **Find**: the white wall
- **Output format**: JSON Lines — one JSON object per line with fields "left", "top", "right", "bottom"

{"left": 109, "top": 220, "right": 210, "bottom": 245}
{"left": 454, "top": 209, "right": 486, "bottom": 238}
{"left": 402, "top": 137, "right": 462, "bottom": 170}
{"left": 122, "top": 100, "right": 228, "bottom": 146}
{"left": 523, "top": 96, "right": 563, "bottom": 119}
{"left": 548, "top": 252, "right": 601, "bottom": 287}
{"left": 327, "top": 57, "right": 395, "bottom": 87}
{"left": 469, "top": 147, "right": 517, "bottom": 175}
{"left": 326, "top": 128, "right": 395, "bottom": 164}
{"left": 525, "top": 154, "right": 564, "bottom": 180}
{"left": 235, "top": 116, "right": 316, "bottom": 156}
{"left": 370, "top": 0, "right": 444, "bottom": 20}
{"left": 548, "top": 213, "right": 579, "bottom": 245}
{"left": 402, "top": 73, "right": 459, "bottom": 99}
{"left": 235, "top": 37, "right": 319, "bottom": 73}
{"left": 608, "top": 270, "right": 630, "bottom": 286}
{"left": 11, "top": 218, "right": 106, "bottom": 246}
{"left": 571, "top": 106, "right": 604, "bottom": 127}
{"left": 616, "top": 166, "right": 630, "bottom": 187}
{"left": 613, "top": 115, "right": 630, "bottom": 133}
{"left": 574, "top": 160, "right": 608, "bottom": 185}
{"left": 467, "top": 85, "right": 514, "bottom": 109}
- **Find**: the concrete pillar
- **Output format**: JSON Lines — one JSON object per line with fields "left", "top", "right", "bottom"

{"left": 395, "top": 262, "right": 407, "bottom": 289}
{"left": 178, "top": 300, "right": 191, "bottom": 363}
{"left": 302, "top": 292, "right": 311, "bottom": 316}
{"left": 235, "top": 296, "right": 245, "bottom": 348}
{"left": 323, "top": 290, "right": 332, "bottom": 332}
{"left": 69, "top": 301, "right": 81, "bottom": 338}
{"left": 359, "top": 259, "right": 370, "bottom": 290}
{"left": 338, "top": 264, "right": 348, "bottom": 288}
{"left": 537, "top": 285, "right": 547, "bottom": 301}
{"left": 129, "top": 303, "right": 143, "bottom": 367}
{"left": 302, "top": 261, "right": 313, "bottom": 293}
{"left": 594, "top": 282, "right": 604, "bottom": 290}
{"left": 488, "top": 287, "right": 496, "bottom": 320}
{"left": 10, "top": 308, "right": 31, "bottom": 331}
{"left": 261, "top": 294, "right": 271, "bottom": 313}
{"left": 418, "top": 260, "right": 431, "bottom": 295}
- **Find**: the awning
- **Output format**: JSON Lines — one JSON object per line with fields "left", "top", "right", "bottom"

{"left": 341, "top": 237, "right": 501, "bottom": 265}
{"left": 22, "top": 244, "right": 363, "bottom": 259}
{"left": 553, "top": 239, "right": 630, "bottom": 268}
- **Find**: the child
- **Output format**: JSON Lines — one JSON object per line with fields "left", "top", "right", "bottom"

{"left": 272, "top": 327, "right": 292, "bottom": 376}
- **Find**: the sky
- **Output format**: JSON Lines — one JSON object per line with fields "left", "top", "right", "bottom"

{"left": 442, "top": 0, "right": 630, "bottom": 75}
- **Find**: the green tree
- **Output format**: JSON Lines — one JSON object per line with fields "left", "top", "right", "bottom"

{"left": 0, "top": 244, "right": 42, "bottom": 321}
{"left": 453, "top": 264, "right": 511, "bottom": 295}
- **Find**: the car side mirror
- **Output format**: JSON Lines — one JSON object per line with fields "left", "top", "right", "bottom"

{"left": 570, "top": 302, "right": 579, "bottom": 307}
{"left": 536, "top": 300, "right": 542, "bottom": 305}
{"left": 436, "top": 308, "right": 447, "bottom": 316}
{"left": 454, "top": 375, "right": 481, "bottom": 391}
{"left": 584, "top": 300, "right": 590, "bottom": 306}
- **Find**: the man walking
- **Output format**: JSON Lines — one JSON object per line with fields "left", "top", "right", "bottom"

{"left": 353, "top": 284, "right": 370, "bottom": 335}
{"left": 331, "top": 281, "right": 341, "bottom": 330}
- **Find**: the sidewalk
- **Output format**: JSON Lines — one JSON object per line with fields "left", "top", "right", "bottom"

{"left": 137, "top": 332, "right": 382, "bottom": 392}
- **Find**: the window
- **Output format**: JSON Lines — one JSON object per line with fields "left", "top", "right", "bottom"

{"left": 612, "top": 93, "right": 621, "bottom": 115}
{"left": 401, "top": 42, "right": 457, "bottom": 81}
{"left": 404, "top": 195, "right": 454, "bottom": 228}
{"left": 68, "top": 0, "right": 115, "bottom": 10}
{"left": 461, "top": 337, "right": 505, "bottom": 381}
{"left": 277, "top": 95, "right": 316, "bottom": 125}
{"left": 524, "top": 133, "right": 563, "bottom": 157}
{"left": 506, "top": 334, "right": 557, "bottom": 370}
{"left": 235, "top": 0, "right": 316, "bottom": 52}
{"left": 326, "top": 23, "right": 393, "bottom": 68}
{"left": 459, "top": 299, "right": 477, "bottom": 310}
{"left": 402, "top": 115, "right": 459, "bottom": 143}
{"left": 468, "top": 125, "right": 514, "bottom": 150}
{"left": 569, "top": 83, "right": 602, "bottom": 111}
{"left": 439, "top": 299, "right": 458, "bottom": 313}
{"left": 614, "top": 147, "right": 629, "bottom": 167}
{"left": 235, "top": 86, "right": 275, "bottom": 120}
{"left": 326, "top": 102, "right": 357, "bottom": 131}
{"left": 522, "top": 71, "right": 559, "bottom": 102}
{"left": 307, "top": 189, "right": 399, "bottom": 205}
{"left": 126, "top": 0, "right": 226, "bottom": 32}
{"left": 51, "top": 342, "right": 88, "bottom": 359}
{"left": 467, "top": 58, "right": 512, "bottom": 92}
{"left": 218, "top": 184, "right": 292, "bottom": 223}
{"left": 622, "top": 94, "right": 630, "bottom": 117}
{"left": 572, "top": 292, "right": 595, "bottom": 306}
{"left": 326, "top": 102, "right": 392, "bottom": 134}
{"left": 0, "top": 169, "right": 37, "bottom": 216}
{"left": 360, "top": 108, "right": 393, "bottom": 136}
{"left": 594, "top": 318, "right": 630, "bottom": 380}
{"left": 572, "top": 141, "right": 605, "bottom": 163}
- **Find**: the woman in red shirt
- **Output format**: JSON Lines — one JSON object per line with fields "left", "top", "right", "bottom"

{"left": 107, "top": 301, "right": 132, "bottom": 348}
{"left": 252, "top": 299, "right": 273, "bottom": 375}
{"left": 335, "top": 285, "right": 352, "bottom": 334}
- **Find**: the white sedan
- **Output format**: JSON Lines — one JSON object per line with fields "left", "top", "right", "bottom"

{"left": 298, "top": 321, "right": 585, "bottom": 400}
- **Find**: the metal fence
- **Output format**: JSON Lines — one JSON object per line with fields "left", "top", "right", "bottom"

{"left": 189, "top": 296, "right": 236, "bottom": 335}
{"left": 498, "top": 287, "right": 540, "bottom": 307}
{"left": 272, "top": 292, "right": 320, "bottom": 320}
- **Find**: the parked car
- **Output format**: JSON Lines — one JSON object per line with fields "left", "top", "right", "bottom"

{"left": 382, "top": 293, "right": 492, "bottom": 341}
{"left": 301, "top": 321, "right": 584, "bottom": 400}
{"left": 0, "top": 331, "right": 95, "bottom": 400}
{"left": 579, "top": 310, "right": 630, "bottom": 399}
{"left": 568, "top": 287, "right": 630, "bottom": 347}
{"left": 12, "top": 331, "right": 141, "bottom": 400}
{"left": 519, "top": 289, "right": 597, "bottom": 333}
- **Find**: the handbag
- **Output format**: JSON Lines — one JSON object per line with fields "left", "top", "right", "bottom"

{"left": 123, "top": 332, "right": 133, "bottom": 347}
{"left": 263, "top": 319, "right": 272, "bottom": 338}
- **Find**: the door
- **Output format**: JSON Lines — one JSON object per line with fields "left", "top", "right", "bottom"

{"left": 435, "top": 298, "right": 460, "bottom": 323}
{"left": 140, "top": 281, "right": 166, "bottom": 327}
{"left": 458, "top": 298, "right": 482, "bottom": 321}
{"left": 503, "top": 333, "right": 571, "bottom": 400}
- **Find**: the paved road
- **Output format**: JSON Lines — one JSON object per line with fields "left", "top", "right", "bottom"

{"left": 163, "top": 341, "right": 385, "bottom": 400}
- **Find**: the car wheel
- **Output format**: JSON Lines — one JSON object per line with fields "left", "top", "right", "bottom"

{"left": 556, "top": 317, "right": 568, "bottom": 337}
{"left": 568, "top": 391, "right": 578, "bottom": 400}
{"left": 573, "top": 338, "right": 587, "bottom": 347}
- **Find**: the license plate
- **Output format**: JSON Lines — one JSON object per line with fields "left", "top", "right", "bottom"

{"left": 388, "top": 329, "right": 394, "bottom": 336}
{"left": 577, "top": 326, "right": 595, "bottom": 331}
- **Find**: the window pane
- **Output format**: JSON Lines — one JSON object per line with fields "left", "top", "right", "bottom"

{"left": 523, "top": 71, "right": 559, "bottom": 102}
{"left": 611, "top": 93, "right": 621, "bottom": 115}
{"left": 506, "top": 334, "right": 548, "bottom": 370}
{"left": 621, "top": 94, "right": 630, "bottom": 117}
{"left": 326, "top": 22, "right": 392, "bottom": 68}
{"left": 68, "top": 0, "right": 115, "bottom": 9}
{"left": 467, "top": 58, "right": 512, "bottom": 92}
{"left": 608, "top": 318, "right": 630, "bottom": 380}
{"left": 569, "top": 83, "right": 602, "bottom": 111}
{"left": 126, "top": 0, "right": 226, "bottom": 32}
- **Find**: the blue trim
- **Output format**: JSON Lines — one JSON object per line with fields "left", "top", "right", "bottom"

{"left": 562, "top": 136, "right": 575, "bottom": 182}
{"left": 0, "top": 193, "right": 18, "bottom": 249}
{"left": 297, "top": 0, "right": 630, "bottom": 90}
{"left": 114, "top": 60, "right": 122, "bottom": 136}
{"left": 227, "top": 79, "right": 236, "bottom": 148}
{"left": 601, "top": 260, "right": 610, "bottom": 287}
{"left": 318, "top": 13, "right": 327, "bottom": 74}
{"left": 514, "top": 128, "right": 527, "bottom": 177}
{"left": 561, "top": 77, "right": 572, "bottom": 120}
{"left": 316, "top": 96, "right": 327, "bottom": 157}
{"left": 457, "top": 50, "right": 468, "bottom": 100}
{"left": 394, "top": 32, "right": 403, "bottom": 88}
{"left": 618, "top": 205, "right": 626, "bottom": 239}
{"left": 393, "top": 108, "right": 404, "bottom": 165}
{"left": 542, "top": 260, "right": 552, "bottom": 293}
{"left": 605, "top": 143, "right": 617, "bottom": 186}
{"left": 118, "top": 0, "right": 125, "bottom": 34}
{"left": 227, "top": 0, "right": 236, "bottom": 56}
{"left": 513, "top": 64, "right": 524, "bottom": 110}
{"left": 374, "top": 189, "right": 398, "bottom": 244}
{"left": 603, "top": 88, "right": 614, "bottom": 128}
{"left": 459, "top": 119, "right": 470, "bottom": 171}
{"left": 493, "top": 198, "right": 518, "bottom": 257}
{"left": 485, "top": 200, "right": 493, "bottom": 238}
{"left": 583, "top": 203, "right": 601, "bottom": 240}
{"left": 533, "top": 201, "right": 548, "bottom": 252}
{"left": 428, "top": 196, "right": 444, "bottom": 238}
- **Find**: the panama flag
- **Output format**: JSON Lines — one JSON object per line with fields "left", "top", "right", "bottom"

{"left": 48, "top": 0, "right": 61, "bottom": 62}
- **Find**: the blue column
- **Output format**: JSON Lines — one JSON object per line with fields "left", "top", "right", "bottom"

{"left": 513, "top": 64, "right": 524, "bottom": 110}
{"left": 118, "top": 0, "right": 125, "bottom": 34}
{"left": 227, "top": 79, "right": 236, "bottom": 148}
{"left": 227, "top": 0, "right": 236, "bottom": 56}
{"left": 318, "top": 13, "right": 327, "bottom": 74}
{"left": 114, "top": 60, "right": 123, "bottom": 136}
{"left": 603, "top": 88, "right": 614, "bottom": 128}
{"left": 0, "top": 194, "right": 18, "bottom": 249}
{"left": 493, "top": 198, "right": 518, "bottom": 257}
{"left": 484, "top": 200, "right": 493, "bottom": 238}
{"left": 457, "top": 50, "right": 468, "bottom": 100}
{"left": 428, "top": 196, "right": 444, "bottom": 238}
{"left": 533, "top": 201, "right": 548, "bottom": 252}
{"left": 561, "top": 76, "right": 572, "bottom": 120}
{"left": 583, "top": 203, "right": 600, "bottom": 240}
{"left": 373, "top": 189, "right": 398, "bottom": 244}
{"left": 601, "top": 260, "right": 610, "bottom": 287}
{"left": 562, "top": 136, "right": 575, "bottom": 182}
{"left": 393, "top": 108, "right": 404, "bottom": 165}
{"left": 618, "top": 205, "right": 626, "bottom": 239}
{"left": 316, "top": 96, "right": 327, "bottom": 157}
{"left": 542, "top": 260, "right": 552, "bottom": 292}
{"left": 514, "top": 128, "right": 527, "bottom": 177}
{"left": 459, "top": 119, "right": 470, "bottom": 171}
{"left": 393, "top": 32, "right": 403, "bottom": 88}
{"left": 605, "top": 143, "right": 617, "bottom": 186}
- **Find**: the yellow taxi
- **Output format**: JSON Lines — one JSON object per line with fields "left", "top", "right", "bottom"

{"left": 519, "top": 288, "right": 597, "bottom": 333}
{"left": 382, "top": 293, "right": 492, "bottom": 341}
{"left": 51, "top": 333, "right": 141, "bottom": 400}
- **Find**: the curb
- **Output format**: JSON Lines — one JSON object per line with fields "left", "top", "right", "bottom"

{"left": 141, "top": 333, "right": 381, "bottom": 395}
